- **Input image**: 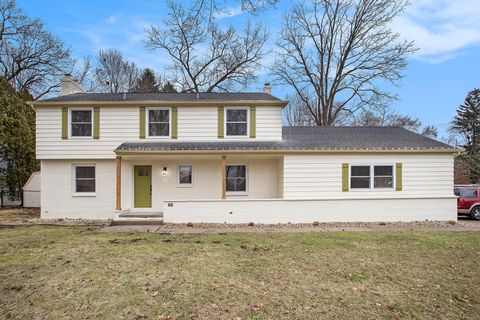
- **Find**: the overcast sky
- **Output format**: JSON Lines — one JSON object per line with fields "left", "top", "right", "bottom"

{"left": 17, "top": 0, "right": 480, "bottom": 137}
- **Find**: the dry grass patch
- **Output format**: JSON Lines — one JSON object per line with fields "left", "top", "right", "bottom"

{"left": 0, "top": 207, "right": 39, "bottom": 223}
{"left": 0, "top": 226, "right": 479, "bottom": 319}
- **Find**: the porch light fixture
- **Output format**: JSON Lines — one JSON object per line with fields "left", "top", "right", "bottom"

{"left": 162, "top": 167, "right": 167, "bottom": 176}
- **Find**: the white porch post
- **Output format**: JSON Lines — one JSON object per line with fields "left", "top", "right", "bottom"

{"left": 221, "top": 155, "right": 226, "bottom": 200}
{"left": 115, "top": 155, "right": 122, "bottom": 211}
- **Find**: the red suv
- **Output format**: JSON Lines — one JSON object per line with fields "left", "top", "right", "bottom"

{"left": 454, "top": 185, "right": 480, "bottom": 220}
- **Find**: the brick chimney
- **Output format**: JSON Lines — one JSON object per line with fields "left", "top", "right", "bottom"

{"left": 60, "top": 74, "right": 85, "bottom": 96}
{"left": 263, "top": 82, "right": 272, "bottom": 95}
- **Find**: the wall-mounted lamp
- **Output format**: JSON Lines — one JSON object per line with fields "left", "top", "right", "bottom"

{"left": 162, "top": 167, "right": 168, "bottom": 176}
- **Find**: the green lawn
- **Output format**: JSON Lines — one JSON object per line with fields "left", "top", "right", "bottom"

{"left": 0, "top": 226, "right": 479, "bottom": 319}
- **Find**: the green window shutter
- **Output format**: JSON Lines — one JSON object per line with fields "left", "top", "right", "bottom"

{"left": 139, "top": 107, "right": 146, "bottom": 139}
{"left": 396, "top": 163, "right": 403, "bottom": 191}
{"left": 61, "top": 107, "right": 68, "bottom": 139}
{"left": 171, "top": 107, "right": 178, "bottom": 139}
{"left": 250, "top": 106, "right": 256, "bottom": 138}
{"left": 93, "top": 107, "right": 100, "bottom": 139}
{"left": 218, "top": 106, "right": 224, "bottom": 138}
{"left": 342, "top": 163, "right": 349, "bottom": 192}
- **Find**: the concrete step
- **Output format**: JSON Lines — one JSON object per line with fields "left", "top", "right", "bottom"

{"left": 118, "top": 212, "right": 163, "bottom": 218}
{"left": 111, "top": 218, "right": 164, "bottom": 226}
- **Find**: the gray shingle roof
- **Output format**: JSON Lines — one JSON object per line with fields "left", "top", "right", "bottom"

{"left": 40, "top": 92, "right": 281, "bottom": 103}
{"left": 115, "top": 126, "right": 456, "bottom": 152}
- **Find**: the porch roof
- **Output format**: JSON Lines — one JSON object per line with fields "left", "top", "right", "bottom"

{"left": 115, "top": 127, "right": 457, "bottom": 153}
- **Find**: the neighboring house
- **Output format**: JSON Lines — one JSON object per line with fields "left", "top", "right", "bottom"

{"left": 23, "top": 171, "right": 41, "bottom": 208}
{"left": 28, "top": 75, "right": 458, "bottom": 223}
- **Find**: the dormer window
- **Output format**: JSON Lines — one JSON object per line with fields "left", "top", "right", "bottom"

{"left": 70, "top": 108, "right": 92, "bottom": 137}
{"left": 147, "top": 107, "right": 171, "bottom": 137}
{"left": 225, "top": 107, "right": 249, "bottom": 137}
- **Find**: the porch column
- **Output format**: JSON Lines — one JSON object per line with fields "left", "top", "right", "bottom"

{"left": 221, "top": 155, "right": 226, "bottom": 200}
{"left": 115, "top": 155, "right": 122, "bottom": 211}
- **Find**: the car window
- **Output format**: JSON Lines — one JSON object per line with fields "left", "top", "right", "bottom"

{"left": 460, "top": 188, "right": 478, "bottom": 198}
{"left": 454, "top": 188, "right": 461, "bottom": 196}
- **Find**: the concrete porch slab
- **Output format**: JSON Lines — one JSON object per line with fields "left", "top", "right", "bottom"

{"left": 118, "top": 211, "right": 163, "bottom": 218}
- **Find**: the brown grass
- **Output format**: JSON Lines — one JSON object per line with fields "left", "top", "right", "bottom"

{"left": 0, "top": 224, "right": 479, "bottom": 319}
{"left": 0, "top": 207, "right": 39, "bottom": 223}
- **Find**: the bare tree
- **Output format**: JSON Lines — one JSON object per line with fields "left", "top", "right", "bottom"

{"left": 283, "top": 94, "right": 317, "bottom": 126}
{"left": 271, "top": 0, "right": 416, "bottom": 126}
{"left": 145, "top": 1, "right": 268, "bottom": 92}
{"left": 197, "top": 0, "right": 278, "bottom": 15}
{"left": 0, "top": 0, "right": 72, "bottom": 99}
{"left": 421, "top": 125, "right": 438, "bottom": 139}
{"left": 94, "top": 49, "right": 140, "bottom": 93}
{"left": 346, "top": 107, "right": 439, "bottom": 138}
{"left": 350, "top": 108, "right": 421, "bottom": 131}
{"left": 71, "top": 56, "right": 97, "bottom": 92}
{"left": 240, "top": 0, "right": 278, "bottom": 13}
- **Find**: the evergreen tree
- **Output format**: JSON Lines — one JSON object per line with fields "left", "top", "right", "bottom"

{"left": 131, "top": 68, "right": 160, "bottom": 93}
{"left": 451, "top": 89, "right": 480, "bottom": 183}
{"left": 0, "top": 77, "right": 39, "bottom": 202}
{"left": 160, "top": 81, "right": 177, "bottom": 93}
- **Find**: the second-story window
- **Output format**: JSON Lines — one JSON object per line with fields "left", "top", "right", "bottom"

{"left": 225, "top": 107, "right": 248, "bottom": 137}
{"left": 148, "top": 108, "right": 170, "bottom": 137}
{"left": 70, "top": 109, "right": 92, "bottom": 137}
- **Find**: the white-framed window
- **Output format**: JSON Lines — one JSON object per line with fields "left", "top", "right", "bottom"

{"left": 226, "top": 164, "right": 247, "bottom": 193}
{"left": 225, "top": 107, "right": 249, "bottom": 137}
{"left": 70, "top": 108, "right": 93, "bottom": 138}
{"left": 373, "top": 165, "right": 394, "bottom": 189}
{"left": 72, "top": 164, "right": 96, "bottom": 195}
{"left": 350, "top": 165, "right": 394, "bottom": 190}
{"left": 147, "top": 107, "right": 171, "bottom": 137}
{"left": 178, "top": 165, "right": 193, "bottom": 187}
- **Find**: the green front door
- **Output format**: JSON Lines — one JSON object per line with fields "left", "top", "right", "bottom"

{"left": 134, "top": 165, "right": 152, "bottom": 208}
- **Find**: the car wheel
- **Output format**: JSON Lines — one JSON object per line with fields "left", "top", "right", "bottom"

{"left": 471, "top": 206, "right": 480, "bottom": 220}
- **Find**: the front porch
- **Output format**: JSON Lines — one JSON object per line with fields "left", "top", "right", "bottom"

{"left": 113, "top": 153, "right": 283, "bottom": 222}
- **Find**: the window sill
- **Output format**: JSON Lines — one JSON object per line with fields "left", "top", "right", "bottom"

{"left": 68, "top": 136, "right": 94, "bottom": 140}
{"left": 226, "top": 191, "right": 248, "bottom": 196}
{"left": 72, "top": 193, "right": 96, "bottom": 197}
{"left": 177, "top": 184, "right": 193, "bottom": 188}
{"left": 349, "top": 188, "right": 395, "bottom": 192}
{"left": 146, "top": 136, "right": 171, "bottom": 139}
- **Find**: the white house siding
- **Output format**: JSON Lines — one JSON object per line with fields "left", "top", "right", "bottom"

{"left": 36, "top": 107, "right": 139, "bottom": 159}
{"left": 162, "top": 152, "right": 457, "bottom": 223}
{"left": 121, "top": 156, "right": 281, "bottom": 210}
{"left": 41, "top": 160, "right": 116, "bottom": 219}
{"left": 255, "top": 106, "right": 282, "bottom": 140}
{"left": 177, "top": 107, "right": 218, "bottom": 140}
{"left": 40, "top": 156, "right": 280, "bottom": 219}
{"left": 277, "top": 157, "right": 284, "bottom": 198}
{"left": 283, "top": 153, "right": 454, "bottom": 199}
{"left": 121, "top": 157, "right": 222, "bottom": 212}
{"left": 163, "top": 197, "right": 457, "bottom": 223}
{"left": 36, "top": 106, "right": 283, "bottom": 160}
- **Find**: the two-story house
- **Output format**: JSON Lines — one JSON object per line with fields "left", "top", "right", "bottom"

{"left": 29, "top": 75, "right": 458, "bottom": 224}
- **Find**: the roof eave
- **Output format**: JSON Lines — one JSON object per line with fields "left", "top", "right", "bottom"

{"left": 114, "top": 148, "right": 459, "bottom": 155}
{"left": 28, "top": 99, "right": 289, "bottom": 108}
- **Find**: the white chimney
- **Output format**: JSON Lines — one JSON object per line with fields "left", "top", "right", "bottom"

{"left": 60, "top": 74, "right": 85, "bottom": 96}
{"left": 263, "top": 82, "right": 272, "bottom": 95}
